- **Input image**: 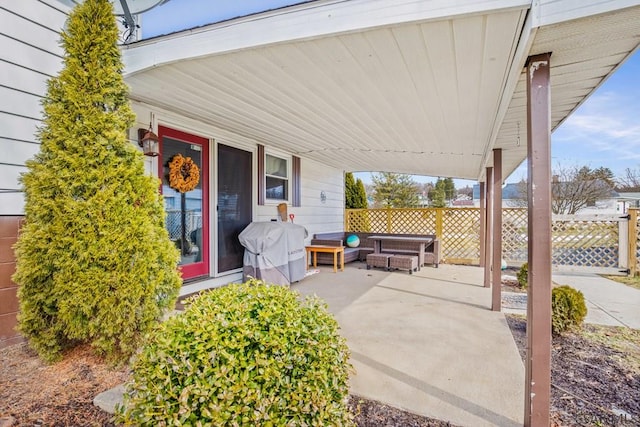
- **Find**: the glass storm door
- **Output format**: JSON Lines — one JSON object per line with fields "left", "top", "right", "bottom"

{"left": 159, "top": 126, "right": 209, "bottom": 280}
{"left": 217, "top": 144, "right": 252, "bottom": 273}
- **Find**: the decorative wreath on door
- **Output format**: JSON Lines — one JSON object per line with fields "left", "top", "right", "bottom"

{"left": 168, "top": 153, "right": 200, "bottom": 193}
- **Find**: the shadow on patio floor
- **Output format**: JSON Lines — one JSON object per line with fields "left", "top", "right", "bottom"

{"left": 292, "top": 262, "right": 524, "bottom": 427}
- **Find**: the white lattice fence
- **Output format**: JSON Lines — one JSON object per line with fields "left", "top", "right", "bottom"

{"left": 502, "top": 209, "right": 528, "bottom": 263}
{"left": 551, "top": 215, "right": 619, "bottom": 268}
{"left": 346, "top": 208, "right": 625, "bottom": 269}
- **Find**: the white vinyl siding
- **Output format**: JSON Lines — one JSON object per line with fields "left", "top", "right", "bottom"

{"left": 0, "top": 0, "right": 69, "bottom": 214}
{"left": 255, "top": 156, "right": 345, "bottom": 239}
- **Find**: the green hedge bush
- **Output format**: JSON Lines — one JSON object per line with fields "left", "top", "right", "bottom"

{"left": 117, "top": 279, "right": 354, "bottom": 426}
{"left": 551, "top": 285, "right": 587, "bottom": 335}
{"left": 517, "top": 262, "right": 528, "bottom": 289}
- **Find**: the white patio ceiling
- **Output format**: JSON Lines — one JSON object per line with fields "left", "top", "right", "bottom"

{"left": 122, "top": 0, "right": 640, "bottom": 182}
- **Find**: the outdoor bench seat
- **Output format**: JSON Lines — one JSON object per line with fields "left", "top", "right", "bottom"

{"left": 310, "top": 232, "right": 376, "bottom": 265}
{"left": 389, "top": 254, "right": 419, "bottom": 274}
{"left": 310, "top": 232, "right": 440, "bottom": 267}
{"left": 366, "top": 253, "right": 393, "bottom": 270}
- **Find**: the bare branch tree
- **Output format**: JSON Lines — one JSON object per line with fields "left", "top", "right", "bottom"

{"left": 511, "top": 179, "right": 529, "bottom": 208}
{"left": 509, "top": 164, "right": 615, "bottom": 214}
{"left": 616, "top": 167, "right": 640, "bottom": 191}
{"left": 552, "top": 165, "right": 615, "bottom": 214}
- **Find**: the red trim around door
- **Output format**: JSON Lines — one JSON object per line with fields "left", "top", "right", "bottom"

{"left": 158, "top": 125, "right": 210, "bottom": 279}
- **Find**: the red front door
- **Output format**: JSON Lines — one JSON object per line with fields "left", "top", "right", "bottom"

{"left": 158, "top": 126, "right": 209, "bottom": 280}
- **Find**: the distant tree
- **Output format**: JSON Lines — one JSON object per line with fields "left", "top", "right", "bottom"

{"left": 457, "top": 185, "right": 473, "bottom": 198}
{"left": 513, "top": 179, "right": 529, "bottom": 208}
{"left": 514, "top": 164, "right": 616, "bottom": 214}
{"left": 553, "top": 165, "right": 615, "bottom": 214}
{"left": 420, "top": 182, "right": 434, "bottom": 196}
{"left": 443, "top": 178, "right": 456, "bottom": 201}
{"left": 431, "top": 179, "right": 447, "bottom": 208}
{"left": 345, "top": 172, "right": 357, "bottom": 208}
{"left": 13, "top": 0, "right": 181, "bottom": 363}
{"left": 576, "top": 166, "right": 615, "bottom": 188}
{"left": 354, "top": 178, "right": 368, "bottom": 208}
{"left": 345, "top": 173, "right": 368, "bottom": 208}
{"left": 616, "top": 167, "right": 640, "bottom": 191}
{"left": 372, "top": 172, "right": 419, "bottom": 208}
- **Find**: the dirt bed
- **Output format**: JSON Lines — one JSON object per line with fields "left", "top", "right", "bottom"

{"left": 2, "top": 313, "right": 638, "bottom": 426}
{"left": 0, "top": 343, "right": 128, "bottom": 426}
{"left": 0, "top": 343, "right": 455, "bottom": 426}
{"left": 506, "top": 315, "right": 639, "bottom": 427}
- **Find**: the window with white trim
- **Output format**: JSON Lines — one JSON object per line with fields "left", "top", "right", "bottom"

{"left": 265, "top": 153, "right": 289, "bottom": 201}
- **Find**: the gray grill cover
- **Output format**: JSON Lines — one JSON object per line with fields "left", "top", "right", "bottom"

{"left": 238, "top": 222, "right": 308, "bottom": 285}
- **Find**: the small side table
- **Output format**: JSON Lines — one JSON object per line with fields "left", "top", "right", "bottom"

{"left": 305, "top": 245, "right": 345, "bottom": 273}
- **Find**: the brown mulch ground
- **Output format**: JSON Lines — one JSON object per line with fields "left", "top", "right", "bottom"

{"left": 2, "top": 273, "right": 638, "bottom": 427}
{"left": 0, "top": 343, "right": 128, "bottom": 426}
{"left": 505, "top": 315, "right": 640, "bottom": 427}
{"left": 0, "top": 343, "right": 454, "bottom": 427}
{"left": 348, "top": 397, "right": 455, "bottom": 427}
{"left": 3, "top": 326, "right": 638, "bottom": 427}
{"left": 501, "top": 266, "right": 527, "bottom": 293}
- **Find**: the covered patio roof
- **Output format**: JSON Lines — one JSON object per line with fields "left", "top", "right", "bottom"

{"left": 122, "top": 0, "right": 640, "bottom": 182}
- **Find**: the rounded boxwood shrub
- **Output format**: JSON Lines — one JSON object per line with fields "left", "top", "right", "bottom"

{"left": 551, "top": 285, "right": 587, "bottom": 335}
{"left": 517, "top": 262, "right": 528, "bottom": 289}
{"left": 117, "top": 279, "right": 354, "bottom": 426}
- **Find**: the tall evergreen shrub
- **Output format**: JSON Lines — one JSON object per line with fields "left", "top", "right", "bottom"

{"left": 13, "top": 0, "right": 181, "bottom": 362}
{"left": 354, "top": 178, "right": 368, "bottom": 208}
{"left": 345, "top": 172, "right": 357, "bottom": 208}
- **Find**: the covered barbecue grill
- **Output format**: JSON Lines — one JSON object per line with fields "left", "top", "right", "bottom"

{"left": 238, "top": 221, "right": 308, "bottom": 285}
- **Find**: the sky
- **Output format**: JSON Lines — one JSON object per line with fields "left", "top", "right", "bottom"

{"left": 140, "top": 0, "right": 307, "bottom": 37}
{"left": 139, "top": 0, "right": 640, "bottom": 188}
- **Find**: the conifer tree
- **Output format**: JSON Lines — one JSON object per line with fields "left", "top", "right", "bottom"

{"left": 13, "top": 0, "right": 181, "bottom": 362}
{"left": 443, "top": 177, "right": 456, "bottom": 201}
{"left": 431, "top": 179, "right": 447, "bottom": 208}
{"left": 345, "top": 172, "right": 357, "bottom": 208}
{"left": 372, "top": 172, "right": 419, "bottom": 208}
{"left": 354, "top": 178, "right": 368, "bottom": 208}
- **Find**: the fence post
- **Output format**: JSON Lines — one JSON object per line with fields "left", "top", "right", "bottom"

{"left": 435, "top": 209, "right": 443, "bottom": 239}
{"left": 629, "top": 208, "right": 638, "bottom": 277}
{"left": 344, "top": 209, "right": 349, "bottom": 232}
{"left": 386, "top": 207, "right": 392, "bottom": 233}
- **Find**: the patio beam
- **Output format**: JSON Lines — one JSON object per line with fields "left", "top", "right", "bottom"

{"left": 524, "top": 52, "right": 552, "bottom": 427}
{"left": 484, "top": 168, "right": 493, "bottom": 288}
{"left": 479, "top": 181, "right": 486, "bottom": 267}
{"left": 491, "top": 149, "right": 502, "bottom": 311}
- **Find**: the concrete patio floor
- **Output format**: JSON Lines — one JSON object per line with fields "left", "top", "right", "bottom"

{"left": 291, "top": 263, "right": 524, "bottom": 427}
